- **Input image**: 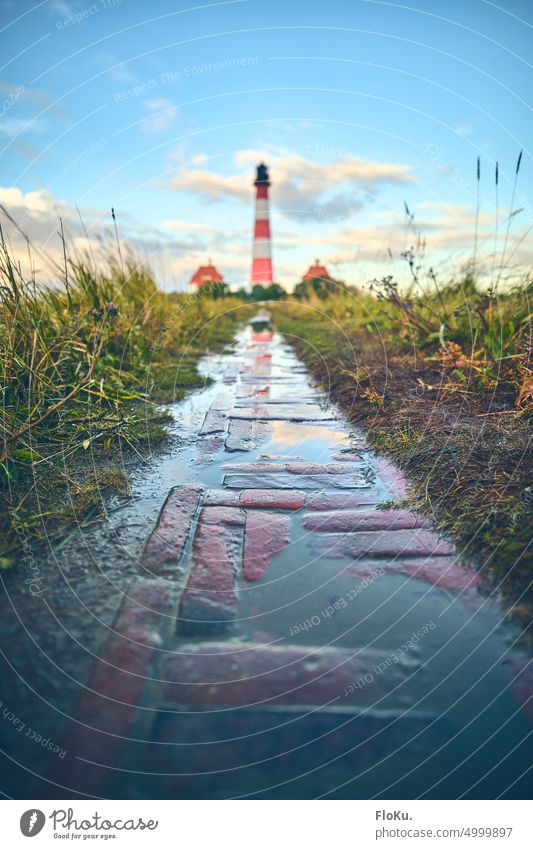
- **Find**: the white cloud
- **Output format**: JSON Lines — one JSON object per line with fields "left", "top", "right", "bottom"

{"left": 164, "top": 218, "right": 217, "bottom": 234}
{"left": 0, "top": 117, "right": 49, "bottom": 138}
{"left": 140, "top": 97, "right": 178, "bottom": 133}
{"left": 168, "top": 168, "right": 249, "bottom": 202}
{"left": 0, "top": 186, "right": 240, "bottom": 291}
{"left": 93, "top": 52, "right": 138, "bottom": 85}
{"left": 48, "top": 0, "right": 74, "bottom": 16}
{"left": 0, "top": 187, "right": 51, "bottom": 213}
{"left": 167, "top": 148, "right": 414, "bottom": 222}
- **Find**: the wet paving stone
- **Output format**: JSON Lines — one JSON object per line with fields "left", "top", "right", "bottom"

{"left": 56, "top": 323, "right": 531, "bottom": 801}
{"left": 305, "top": 492, "right": 379, "bottom": 510}
{"left": 222, "top": 461, "right": 362, "bottom": 475}
{"left": 224, "top": 473, "right": 370, "bottom": 490}
{"left": 239, "top": 375, "right": 308, "bottom": 384}
{"left": 223, "top": 362, "right": 240, "bottom": 384}
{"left": 51, "top": 578, "right": 173, "bottom": 797}
{"left": 178, "top": 507, "right": 245, "bottom": 634}
{"left": 209, "top": 393, "right": 233, "bottom": 410}
{"left": 303, "top": 509, "right": 430, "bottom": 533}
{"left": 163, "top": 641, "right": 408, "bottom": 708}
{"left": 349, "top": 557, "right": 480, "bottom": 590}
{"left": 228, "top": 405, "right": 335, "bottom": 421}
{"left": 239, "top": 489, "right": 306, "bottom": 509}
{"left": 243, "top": 511, "right": 290, "bottom": 581}
{"left": 197, "top": 435, "right": 224, "bottom": 461}
{"left": 142, "top": 484, "right": 204, "bottom": 576}
{"left": 141, "top": 707, "right": 455, "bottom": 799}
{"left": 225, "top": 418, "right": 271, "bottom": 452}
{"left": 203, "top": 489, "right": 241, "bottom": 506}
{"left": 235, "top": 396, "right": 320, "bottom": 406}
{"left": 199, "top": 410, "right": 227, "bottom": 435}
{"left": 330, "top": 450, "right": 364, "bottom": 461}
{"left": 509, "top": 654, "right": 533, "bottom": 723}
{"left": 310, "top": 528, "right": 454, "bottom": 559}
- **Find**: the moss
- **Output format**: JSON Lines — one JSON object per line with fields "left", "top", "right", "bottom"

{"left": 67, "top": 467, "right": 131, "bottom": 516}
{"left": 135, "top": 422, "right": 172, "bottom": 446}
{"left": 150, "top": 360, "right": 213, "bottom": 402}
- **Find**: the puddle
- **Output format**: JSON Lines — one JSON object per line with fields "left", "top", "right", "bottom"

{"left": 106, "top": 322, "right": 531, "bottom": 799}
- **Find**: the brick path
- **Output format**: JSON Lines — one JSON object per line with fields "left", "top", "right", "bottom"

{"left": 49, "top": 321, "right": 532, "bottom": 799}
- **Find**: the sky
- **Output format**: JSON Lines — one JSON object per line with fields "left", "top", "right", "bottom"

{"left": 0, "top": 0, "right": 532, "bottom": 291}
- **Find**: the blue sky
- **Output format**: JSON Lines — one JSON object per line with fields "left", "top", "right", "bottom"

{"left": 1, "top": 0, "right": 531, "bottom": 290}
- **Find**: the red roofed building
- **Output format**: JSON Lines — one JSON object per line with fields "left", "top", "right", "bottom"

{"left": 303, "top": 259, "right": 332, "bottom": 281}
{"left": 189, "top": 260, "right": 224, "bottom": 292}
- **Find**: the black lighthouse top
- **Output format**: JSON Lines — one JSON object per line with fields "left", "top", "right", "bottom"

{"left": 254, "top": 163, "right": 270, "bottom": 186}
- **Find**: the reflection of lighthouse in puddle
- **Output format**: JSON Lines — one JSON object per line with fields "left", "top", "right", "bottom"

{"left": 249, "top": 309, "right": 273, "bottom": 347}
{"left": 251, "top": 330, "right": 273, "bottom": 343}
{"left": 246, "top": 309, "right": 273, "bottom": 394}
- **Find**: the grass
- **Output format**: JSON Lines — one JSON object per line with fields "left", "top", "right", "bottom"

{"left": 1, "top": 163, "right": 531, "bottom": 643}
{"left": 271, "top": 267, "right": 533, "bottom": 646}
{"left": 0, "top": 233, "right": 246, "bottom": 565}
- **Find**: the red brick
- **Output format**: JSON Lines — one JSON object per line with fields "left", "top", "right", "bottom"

{"left": 178, "top": 506, "right": 245, "bottom": 633}
{"left": 52, "top": 578, "right": 172, "bottom": 795}
{"left": 222, "top": 461, "right": 359, "bottom": 474}
{"left": 235, "top": 396, "right": 319, "bottom": 406}
{"left": 236, "top": 384, "right": 269, "bottom": 397}
{"left": 197, "top": 435, "right": 224, "bottom": 460}
{"left": 223, "top": 362, "right": 239, "bottom": 384}
{"left": 225, "top": 418, "right": 271, "bottom": 452}
{"left": 303, "top": 509, "right": 429, "bottom": 533}
{"left": 306, "top": 492, "right": 378, "bottom": 510}
{"left": 257, "top": 453, "right": 304, "bottom": 460}
{"left": 163, "top": 642, "right": 406, "bottom": 707}
{"left": 141, "top": 484, "right": 204, "bottom": 576}
{"left": 223, "top": 461, "right": 286, "bottom": 472}
{"left": 312, "top": 528, "right": 453, "bottom": 559}
{"left": 243, "top": 512, "right": 290, "bottom": 581}
{"left": 224, "top": 473, "right": 368, "bottom": 490}
{"left": 239, "top": 489, "right": 305, "bottom": 509}
{"left": 199, "top": 410, "right": 226, "bottom": 435}
{"left": 372, "top": 455, "right": 409, "bottom": 499}
{"left": 146, "top": 708, "right": 444, "bottom": 799}
{"left": 240, "top": 375, "right": 302, "bottom": 383}
{"left": 350, "top": 558, "right": 480, "bottom": 590}
{"left": 225, "top": 417, "right": 252, "bottom": 451}
{"left": 287, "top": 461, "right": 360, "bottom": 475}
{"left": 228, "top": 405, "right": 334, "bottom": 421}
{"left": 210, "top": 393, "right": 232, "bottom": 411}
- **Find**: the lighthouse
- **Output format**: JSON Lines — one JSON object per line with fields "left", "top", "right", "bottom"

{"left": 250, "top": 163, "right": 273, "bottom": 288}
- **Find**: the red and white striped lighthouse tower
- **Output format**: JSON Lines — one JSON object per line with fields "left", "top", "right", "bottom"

{"left": 250, "top": 163, "right": 273, "bottom": 288}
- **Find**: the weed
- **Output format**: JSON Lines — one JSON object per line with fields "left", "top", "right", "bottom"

{"left": 0, "top": 233, "right": 244, "bottom": 561}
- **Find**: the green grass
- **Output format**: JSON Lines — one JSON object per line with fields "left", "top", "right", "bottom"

{"left": 0, "top": 235, "right": 247, "bottom": 564}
